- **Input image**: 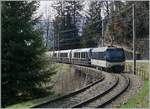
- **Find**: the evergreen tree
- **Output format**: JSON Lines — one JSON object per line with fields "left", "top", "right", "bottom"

{"left": 52, "top": 1, "right": 83, "bottom": 50}
{"left": 59, "top": 12, "right": 80, "bottom": 50}
{"left": 81, "top": 1, "right": 103, "bottom": 47}
{"left": 53, "top": 16, "right": 61, "bottom": 50}
{"left": 2, "top": 1, "right": 55, "bottom": 107}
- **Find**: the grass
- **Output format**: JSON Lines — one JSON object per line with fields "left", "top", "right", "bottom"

{"left": 122, "top": 60, "right": 149, "bottom": 108}
{"left": 6, "top": 63, "right": 70, "bottom": 108}
{"left": 6, "top": 63, "right": 60, "bottom": 108}
{"left": 7, "top": 62, "right": 149, "bottom": 108}
{"left": 6, "top": 94, "right": 60, "bottom": 108}
{"left": 126, "top": 60, "right": 149, "bottom": 71}
{"left": 125, "top": 60, "right": 149, "bottom": 80}
{"left": 120, "top": 80, "right": 149, "bottom": 108}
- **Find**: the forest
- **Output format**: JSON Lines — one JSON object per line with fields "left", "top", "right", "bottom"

{"left": 50, "top": 1, "right": 148, "bottom": 58}
{"left": 1, "top": 0, "right": 149, "bottom": 107}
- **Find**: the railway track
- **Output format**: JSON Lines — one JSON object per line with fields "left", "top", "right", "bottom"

{"left": 72, "top": 74, "right": 130, "bottom": 108}
{"left": 33, "top": 70, "right": 120, "bottom": 108}
{"left": 32, "top": 70, "right": 104, "bottom": 108}
{"left": 96, "top": 74, "right": 130, "bottom": 108}
{"left": 33, "top": 64, "right": 130, "bottom": 108}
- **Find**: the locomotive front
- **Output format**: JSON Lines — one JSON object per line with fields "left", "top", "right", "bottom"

{"left": 106, "top": 48, "right": 125, "bottom": 73}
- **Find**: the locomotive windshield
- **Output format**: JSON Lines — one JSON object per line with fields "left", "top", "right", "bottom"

{"left": 106, "top": 48, "right": 125, "bottom": 62}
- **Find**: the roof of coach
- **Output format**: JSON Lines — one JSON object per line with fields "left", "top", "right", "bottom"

{"left": 45, "top": 51, "right": 51, "bottom": 55}
{"left": 92, "top": 46, "right": 125, "bottom": 52}
{"left": 72, "top": 48, "right": 92, "bottom": 53}
{"left": 46, "top": 51, "right": 54, "bottom": 54}
{"left": 92, "top": 47, "right": 108, "bottom": 52}
{"left": 53, "top": 51, "right": 59, "bottom": 53}
{"left": 59, "top": 49, "right": 72, "bottom": 53}
{"left": 46, "top": 51, "right": 52, "bottom": 53}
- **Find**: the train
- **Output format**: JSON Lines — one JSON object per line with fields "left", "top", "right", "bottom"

{"left": 47, "top": 46, "right": 126, "bottom": 73}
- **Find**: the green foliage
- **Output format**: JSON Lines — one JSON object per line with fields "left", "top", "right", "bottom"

{"left": 125, "top": 60, "right": 149, "bottom": 80}
{"left": 120, "top": 80, "right": 149, "bottom": 108}
{"left": 81, "top": 1, "right": 103, "bottom": 47}
{"left": 81, "top": 23, "right": 98, "bottom": 48}
{"left": 2, "top": 1, "right": 56, "bottom": 107}
{"left": 59, "top": 13, "right": 80, "bottom": 50}
{"left": 52, "top": 1, "right": 83, "bottom": 50}
{"left": 7, "top": 93, "right": 58, "bottom": 108}
{"left": 106, "top": 1, "right": 149, "bottom": 46}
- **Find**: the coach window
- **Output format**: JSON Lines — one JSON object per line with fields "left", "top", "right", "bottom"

{"left": 60, "top": 53, "right": 63, "bottom": 57}
{"left": 85, "top": 52, "right": 88, "bottom": 58}
{"left": 60, "top": 53, "right": 62, "bottom": 57}
{"left": 101, "top": 52, "right": 105, "bottom": 60}
{"left": 64, "top": 53, "right": 67, "bottom": 57}
{"left": 77, "top": 53, "right": 79, "bottom": 58}
{"left": 76, "top": 53, "right": 78, "bottom": 58}
{"left": 85, "top": 52, "right": 87, "bottom": 58}
{"left": 97, "top": 52, "right": 100, "bottom": 59}
{"left": 103, "top": 52, "right": 106, "bottom": 60}
{"left": 74, "top": 53, "right": 76, "bottom": 58}
{"left": 92, "top": 52, "right": 98, "bottom": 59}
{"left": 81, "top": 52, "right": 86, "bottom": 58}
{"left": 54, "top": 53, "right": 57, "bottom": 57}
{"left": 61, "top": 53, "right": 63, "bottom": 57}
{"left": 98, "top": 52, "right": 102, "bottom": 60}
{"left": 99, "top": 52, "right": 105, "bottom": 60}
{"left": 78, "top": 52, "right": 80, "bottom": 58}
{"left": 92, "top": 52, "right": 104, "bottom": 60}
{"left": 77, "top": 52, "right": 78, "bottom": 58}
{"left": 74, "top": 53, "right": 78, "bottom": 58}
{"left": 98, "top": 52, "right": 101, "bottom": 59}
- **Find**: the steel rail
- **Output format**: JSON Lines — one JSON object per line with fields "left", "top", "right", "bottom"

{"left": 71, "top": 75, "right": 119, "bottom": 108}
{"left": 96, "top": 74, "right": 130, "bottom": 108}
{"left": 32, "top": 62, "right": 129, "bottom": 108}
{"left": 32, "top": 71, "right": 105, "bottom": 108}
{"left": 71, "top": 74, "right": 130, "bottom": 108}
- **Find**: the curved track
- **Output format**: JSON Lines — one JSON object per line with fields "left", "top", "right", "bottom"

{"left": 72, "top": 74, "right": 130, "bottom": 108}
{"left": 32, "top": 71, "right": 104, "bottom": 108}
{"left": 96, "top": 74, "right": 130, "bottom": 108}
{"left": 33, "top": 65, "right": 130, "bottom": 108}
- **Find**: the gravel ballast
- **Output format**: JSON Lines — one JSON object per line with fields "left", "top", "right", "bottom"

{"left": 38, "top": 72, "right": 116, "bottom": 108}
{"left": 105, "top": 73, "right": 143, "bottom": 108}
